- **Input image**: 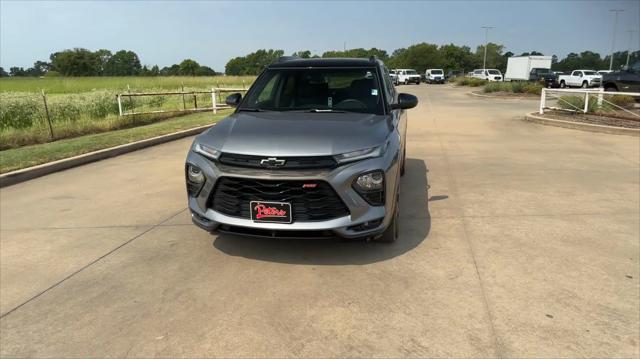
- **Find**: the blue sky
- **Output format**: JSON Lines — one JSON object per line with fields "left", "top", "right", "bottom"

{"left": 1, "top": 0, "right": 639, "bottom": 71}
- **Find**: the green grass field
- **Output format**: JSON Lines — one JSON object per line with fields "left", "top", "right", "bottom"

{"left": 0, "top": 76, "right": 256, "bottom": 149}
{"left": 0, "top": 76, "right": 255, "bottom": 94}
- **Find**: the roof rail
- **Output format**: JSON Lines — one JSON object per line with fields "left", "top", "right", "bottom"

{"left": 275, "top": 56, "right": 300, "bottom": 63}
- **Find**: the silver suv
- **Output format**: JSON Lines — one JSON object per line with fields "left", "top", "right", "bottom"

{"left": 185, "top": 57, "right": 418, "bottom": 242}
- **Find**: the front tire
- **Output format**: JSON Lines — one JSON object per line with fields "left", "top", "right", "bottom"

{"left": 377, "top": 195, "right": 399, "bottom": 243}
{"left": 581, "top": 81, "right": 588, "bottom": 88}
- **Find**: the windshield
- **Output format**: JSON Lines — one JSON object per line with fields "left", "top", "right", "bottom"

{"left": 534, "top": 68, "right": 551, "bottom": 74}
{"left": 406, "top": 70, "right": 417, "bottom": 75}
{"left": 488, "top": 70, "right": 501, "bottom": 75}
{"left": 431, "top": 70, "right": 443, "bottom": 74}
{"left": 583, "top": 71, "right": 596, "bottom": 75}
{"left": 241, "top": 68, "right": 384, "bottom": 114}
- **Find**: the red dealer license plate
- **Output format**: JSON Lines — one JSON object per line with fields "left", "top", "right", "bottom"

{"left": 250, "top": 201, "right": 292, "bottom": 223}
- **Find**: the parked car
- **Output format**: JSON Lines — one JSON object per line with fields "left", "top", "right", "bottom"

{"left": 472, "top": 69, "right": 503, "bottom": 81}
{"left": 394, "top": 69, "right": 421, "bottom": 84}
{"left": 389, "top": 70, "right": 399, "bottom": 86}
{"left": 597, "top": 70, "right": 614, "bottom": 75}
{"left": 185, "top": 57, "right": 418, "bottom": 242}
{"left": 504, "top": 55, "right": 552, "bottom": 81}
{"left": 558, "top": 70, "right": 602, "bottom": 88}
{"left": 529, "top": 68, "right": 558, "bottom": 87}
{"left": 425, "top": 69, "right": 445, "bottom": 84}
{"left": 446, "top": 70, "right": 463, "bottom": 79}
{"left": 602, "top": 61, "right": 640, "bottom": 92}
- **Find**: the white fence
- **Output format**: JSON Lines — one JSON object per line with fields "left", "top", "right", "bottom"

{"left": 539, "top": 88, "right": 640, "bottom": 119}
{"left": 116, "top": 87, "right": 248, "bottom": 117}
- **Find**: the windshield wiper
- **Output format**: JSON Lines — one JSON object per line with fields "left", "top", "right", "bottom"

{"left": 293, "top": 109, "right": 347, "bottom": 113}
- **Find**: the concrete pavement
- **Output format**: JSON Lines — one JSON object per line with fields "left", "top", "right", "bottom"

{"left": 1, "top": 85, "right": 638, "bottom": 358}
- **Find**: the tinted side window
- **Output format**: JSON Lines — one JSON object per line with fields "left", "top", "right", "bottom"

{"left": 382, "top": 67, "right": 395, "bottom": 103}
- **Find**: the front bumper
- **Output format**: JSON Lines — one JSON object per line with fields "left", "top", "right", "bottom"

{"left": 186, "top": 144, "right": 401, "bottom": 239}
{"left": 428, "top": 77, "right": 444, "bottom": 83}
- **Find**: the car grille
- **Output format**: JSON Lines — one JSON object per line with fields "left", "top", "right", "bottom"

{"left": 210, "top": 177, "right": 350, "bottom": 221}
{"left": 218, "top": 153, "right": 337, "bottom": 170}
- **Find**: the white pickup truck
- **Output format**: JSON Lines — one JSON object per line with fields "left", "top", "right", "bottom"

{"left": 558, "top": 70, "right": 602, "bottom": 88}
{"left": 394, "top": 69, "right": 421, "bottom": 85}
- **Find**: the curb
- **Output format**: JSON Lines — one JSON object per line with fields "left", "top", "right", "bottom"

{"left": 469, "top": 91, "right": 538, "bottom": 100}
{"left": 524, "top": 112, "right": 640, "bottom": 137}
{"left": 0, "top": 124, "right": 214, "bottom": 188}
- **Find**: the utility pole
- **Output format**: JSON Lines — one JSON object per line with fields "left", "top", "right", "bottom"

{"left": 481, "top": 26, "right": 494, "bottom": 69}
{"left": 626, "top": 30, "right": 635, "bottom": 67}
{"left": 343, "top": 41, "right": 346, "bottom": 52}
{"left": 609, "top": 9, "right": 624, "bottom": 71}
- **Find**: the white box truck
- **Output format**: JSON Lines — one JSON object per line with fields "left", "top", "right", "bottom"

{"left": 504, "top": 56, "right": 552, "bottom": 81}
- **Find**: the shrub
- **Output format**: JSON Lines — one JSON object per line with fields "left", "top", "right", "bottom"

{"left": 454, "top": 77, "right": 486, "bottom": 87}
{"left": 483, "top": 81, "right": 542, "bottom": 95}
{"left": 557, "top": 96, "right": 599, "bottom": 113}
{"left": 0, "top": 94, "right": 43, "bottom": 129}
{"left": 607, "top": 95, "right": 635, "bottom": 107}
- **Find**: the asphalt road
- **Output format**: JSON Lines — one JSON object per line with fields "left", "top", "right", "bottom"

{"left": 1, "top": 85, "right": 638, "bottom": 358}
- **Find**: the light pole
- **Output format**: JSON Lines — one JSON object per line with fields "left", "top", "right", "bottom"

{"left": 481, "top": 26, "right": 494, "bottom": 69}
{"left": 609, "top": 9, "right": 624, "bottom": 71}
{"left": 626, "top": 30, "right": 635, "bottom": 67}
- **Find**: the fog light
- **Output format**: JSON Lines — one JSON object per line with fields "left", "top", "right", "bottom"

{"left": 187, "top": 165, "right": 204, "bottom": 184}
{"left": 355, "top": 171, "right": 384, "bottom": 191}
{"left": 186, "top": 164, "right": 205, "bottom": 196}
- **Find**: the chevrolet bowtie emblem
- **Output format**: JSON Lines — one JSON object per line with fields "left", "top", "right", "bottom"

{"left": 260, "top": 157, "right": 286, "bottom": 167}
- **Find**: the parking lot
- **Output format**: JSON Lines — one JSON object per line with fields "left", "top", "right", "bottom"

{"left": 1, "top": 84, "right": 638, "bottom": 358}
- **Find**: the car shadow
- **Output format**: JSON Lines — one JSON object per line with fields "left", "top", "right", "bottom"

{"left": 212, "top": 158, "right": 431, "bottom": 265}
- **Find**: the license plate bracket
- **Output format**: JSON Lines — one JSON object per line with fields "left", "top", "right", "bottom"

{"left": 250, "top": 201, "right": 292, "bottom": 223}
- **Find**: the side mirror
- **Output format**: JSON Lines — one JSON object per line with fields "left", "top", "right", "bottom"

{"left": 225, "top": 93, "right": 242, "bottom": 107}
{"left": 391, "top": 93, "right": 418, "bottom": 110}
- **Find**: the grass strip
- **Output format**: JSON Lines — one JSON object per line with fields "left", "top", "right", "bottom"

{"left": 0, "top": 110, "right": 228, "bottom": 173}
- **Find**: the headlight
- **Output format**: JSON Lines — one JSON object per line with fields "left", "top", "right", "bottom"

{"left": 334, "top": 143, "right": 387, "bottom": 164}
{"left": 355, "top": 171, "right": 384, "bottom": 191}
{"left": 194, "top": 143, "right": 221, "bottom": 160}
{"left": 353, "top": 170, "right": 385, "bottom": 206}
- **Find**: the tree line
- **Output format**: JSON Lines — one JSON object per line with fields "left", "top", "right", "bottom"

{"left": 0, "top": 48, "right": 217, "bottom": 77}
{"left": 2, "top": 44, "right": 637, "bottom": 78}
{"left": 224, "top": 45, "right": 639, "bottom": 75}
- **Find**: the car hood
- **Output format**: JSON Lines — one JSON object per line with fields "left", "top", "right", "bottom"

{"left": 197, "top": 111, "right": 392, "bottom": 157}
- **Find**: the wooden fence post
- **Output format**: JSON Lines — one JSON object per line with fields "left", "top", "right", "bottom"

{"left": 193, "top": 93, "right": 198, "bottom": 109}
{"left": 181, "top": 82, "right": 186, "bottom": 110}
{"left": 212, "top": 88, "right": 217, "bottom": 114}
{"left": 117, "top": 94, "right": 123, "bottom": 116}
{"left": 41, "top": 90, "right": 54, "bottom": 140}
{"left": 127, "top": 84, "right": 134, "bottom": 115}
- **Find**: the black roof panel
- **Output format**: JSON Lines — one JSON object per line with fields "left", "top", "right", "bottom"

{"left": 269, "top": 57, "right": 381, "bottom": 68}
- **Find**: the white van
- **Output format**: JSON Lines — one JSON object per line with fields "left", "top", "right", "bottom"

{"left": 472, "top": 69, "right": 503, "bottom": 81}
{"left": 425, "top": 69, "right": 445, "bottom": 84}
